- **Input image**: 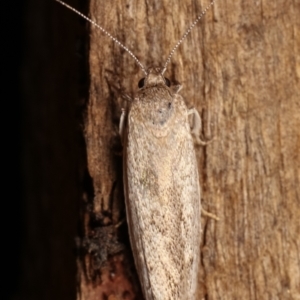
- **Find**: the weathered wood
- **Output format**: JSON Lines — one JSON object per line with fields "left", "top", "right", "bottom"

{"left": 80, "top": 0, "right": 300, "bottom": 299}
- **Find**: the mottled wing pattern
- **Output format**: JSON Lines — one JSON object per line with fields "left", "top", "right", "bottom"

{"left": 124, "top": 85, "right": 201, "bottom": 300}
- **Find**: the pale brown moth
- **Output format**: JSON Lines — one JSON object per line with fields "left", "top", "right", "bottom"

{"left": 56, "top": 1, "right": 216, "bottom": 299}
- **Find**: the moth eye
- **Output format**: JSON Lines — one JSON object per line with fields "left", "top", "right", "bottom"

{"left": 138, "top": 78, "right": 145, "bottom": 88}
{"left": 164, "top": 77, "right": 171, "bottom": 87}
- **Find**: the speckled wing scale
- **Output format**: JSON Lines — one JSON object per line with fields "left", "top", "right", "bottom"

{"left": 123, "top": 67, "right": 201, "bottom": 299}
{"left": 55, "top": 1, "right": 216, "bottom": 299}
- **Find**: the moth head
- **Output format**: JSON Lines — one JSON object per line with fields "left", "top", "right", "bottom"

{"left": 138, "top": 67, "right": 171, "bottom": 89}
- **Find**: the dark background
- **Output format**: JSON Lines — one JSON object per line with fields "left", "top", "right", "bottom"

{"left": 4, "top": 0, "right": 26, "bottom": 298}
{"left": 4, "top": 0, "right": 86, "bottom": 299}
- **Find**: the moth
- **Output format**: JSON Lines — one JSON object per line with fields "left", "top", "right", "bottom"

{"left": 56, "top": 1, "right": 216, "bottom": 299}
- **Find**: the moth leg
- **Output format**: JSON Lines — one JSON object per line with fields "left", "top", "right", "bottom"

{"left": 115, "top": 108, "right": 127, "bottom": 155}
{"left": 121, "top": 93, "right": 133, "bottom": 103}
{"left": 117, "top": 94, "right": 132, "bottom": 151}
{"left": 118, "top": 91, "right": 134, "bottom": 135}
{"left": 170, "top": 84, "right": 182, "bottom": 94}
{"left": 119, "top": 108, "right": 126, "bottom": 136}
{"left": 201, "top": 208, "right": 219, "bottom": 221}
{"left": 115, "top": 218, "right": 126, "bottom": 228}
{"left": 188, "top": 108, "right": 214, "bottom": 145}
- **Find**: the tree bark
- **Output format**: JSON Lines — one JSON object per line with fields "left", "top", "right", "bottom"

{"left": 79, "top": 0, "right": 300, "bottom": 299}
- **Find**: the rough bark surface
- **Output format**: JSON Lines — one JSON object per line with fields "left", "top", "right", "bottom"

{"left": 79, "top": 0, "right": 300, "bottom": 299}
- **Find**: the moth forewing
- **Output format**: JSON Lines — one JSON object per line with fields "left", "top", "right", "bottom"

{"left": 123, "top": 68, "right": 201, "bottom": 299}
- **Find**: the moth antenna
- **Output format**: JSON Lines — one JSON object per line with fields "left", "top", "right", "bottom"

{"left": 162, "top": 0, "right": 216, "bottom": 72}
{"left": 55, "top": 0, "right": 147, "bottom": 75}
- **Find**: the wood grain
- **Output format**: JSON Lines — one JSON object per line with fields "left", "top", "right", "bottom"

{"left": 80, "top": 0, "right": 300, "bottom": 299}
